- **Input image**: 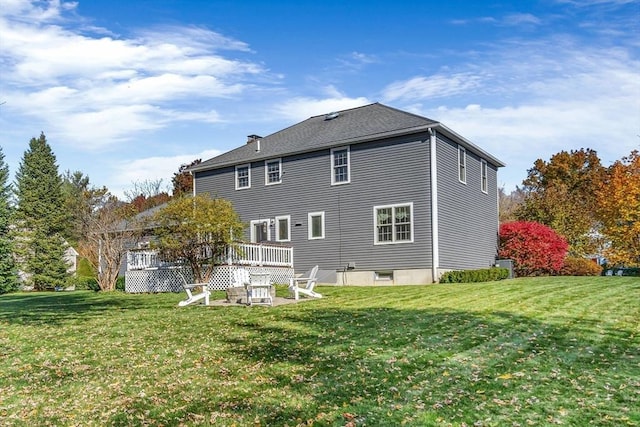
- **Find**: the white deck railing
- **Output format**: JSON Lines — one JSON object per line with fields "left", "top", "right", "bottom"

{"left": 126, "top": 242, "right": 293, "bottom": 271}
{"left": 228, "top": 242, "right": 293, "bottom": 267}
{"left": 126, "top": 250, "right": 161, "bottom": 271}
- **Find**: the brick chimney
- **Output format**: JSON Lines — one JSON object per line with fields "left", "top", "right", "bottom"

{"left": 246, "top": 134, "right": 262, "bottom": 144}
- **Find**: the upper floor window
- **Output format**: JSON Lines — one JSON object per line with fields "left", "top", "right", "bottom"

{"left": 308, "top": 211, "right": 325, "bottom": 240}
{"left": 374, "top": 203, "right": 413, "bottom": 244}
{"left": 458, "top": 145, "right": 466, "bottom": 184}
{"left": 235, "top": 164, "right": 250, "bottom": 190}
{"left": 265, "top": 158, "right": 282, "bottom": 185}
{"left": 480, "top": 159, "right": 488, "bottom": 193}
{"left": 331, "top": 146, "right": 350, "bottom": 185}
{"left": 275, "top": 215, "right": 291, "bottom": 242}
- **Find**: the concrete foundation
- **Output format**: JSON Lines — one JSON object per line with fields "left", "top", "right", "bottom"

{"left": 334, "top": 268, "right": 437, "bottom": 286}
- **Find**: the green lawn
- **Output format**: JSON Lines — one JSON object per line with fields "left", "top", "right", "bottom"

{"left": 1, "top": 277, "right": 638, "bottom": 426}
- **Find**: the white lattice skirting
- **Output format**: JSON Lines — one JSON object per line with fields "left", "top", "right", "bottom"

{"left": 125, "top": 266, "right": 294, "bottom": 293}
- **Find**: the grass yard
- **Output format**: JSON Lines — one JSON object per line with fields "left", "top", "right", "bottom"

{"left": 0, "top": 277, "right": 638, "bottom": 426}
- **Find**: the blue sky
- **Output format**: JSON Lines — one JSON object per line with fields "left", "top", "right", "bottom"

{"left": 1, "top": 0, "right": 638, "bottom": 198}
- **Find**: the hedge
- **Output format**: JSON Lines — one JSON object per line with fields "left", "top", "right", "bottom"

{"left": 560, "top": 257, "right": 603, "bottom": 276}
{"left": 439, "top": 267, "right": 510, "bottom": 284}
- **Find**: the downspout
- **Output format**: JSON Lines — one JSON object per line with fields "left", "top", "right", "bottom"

{"left": 429, "top": 128, "right": 440, "bottom": 283}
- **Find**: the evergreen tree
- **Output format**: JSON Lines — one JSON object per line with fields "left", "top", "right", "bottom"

{"left": 13, "top": 133, "right": 69, "bottom": 290}
{"left": 62, "top": 170, "right": 91, "bottom": 245}
{"left": 0, "top": 147, "right": 18, "bottom": 294}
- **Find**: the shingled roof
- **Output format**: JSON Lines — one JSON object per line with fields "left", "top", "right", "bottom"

{"left": 191, "top": 102, "right": 504, "bottom": 172}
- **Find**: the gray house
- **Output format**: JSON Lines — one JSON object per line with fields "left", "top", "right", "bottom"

{"left": 190, "top": 103, "right": 505, "bottom": 285}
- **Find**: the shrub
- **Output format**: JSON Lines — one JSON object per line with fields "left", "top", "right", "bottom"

{"left": 76, "top": 257, "right": 97, "bottom": 278}
{"left": 499, "top": 221, "right": 568, "bottom": 277}
{"left": 440, "top": 267, "right": 509, "bottom": 283}
{"left": 560, "top": 257, "right": 603, "bottom": 276}
{"left": 66, "top": 275, "right": 99, "bottom": 291}
{"left": 116, "top": 276, "right": 126, "bottom": 291}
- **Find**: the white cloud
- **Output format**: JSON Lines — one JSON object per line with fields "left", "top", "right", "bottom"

{"left": 334, "top": 51, "right": 379, "bottom": 71}
{"left": 389, "top": 38, "right": 640, "bottom": 191}
{"left": 382, "top": 74, "right": 482, "bottom": 102}
{"left": 555, "top": 0, "right": 638, "bottom": 6}
{"left": 0, "top": 0, "right": 75, "bottom": 21}
{"left": 450, "top": 14, "right": 540, "bottom": 27}
{"left": 109, "top": 149, "right": 222, "bottom": 198}
{"left": 503, "top": 13, "right": 542, "bottom": 26}
{"left": 0, "top": 0, "right": 265, "bottom": 150}
{"left": 273, "top": 88, "right": 371, "bottom": 121}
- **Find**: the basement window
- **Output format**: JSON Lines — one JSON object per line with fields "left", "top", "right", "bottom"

{"left": 375, "top": 271, "right": 394, "bottom": 281}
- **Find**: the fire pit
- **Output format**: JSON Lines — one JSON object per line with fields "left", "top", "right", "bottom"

{"left": 225, "top": 285, "right": 275, "bottom": 304}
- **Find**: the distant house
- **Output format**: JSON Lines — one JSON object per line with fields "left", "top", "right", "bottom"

{"left": 64, "top": 246, "right": 79, "bottom": 275}
{"left": 189, "top": 103, "right": 505, "bottom": 285}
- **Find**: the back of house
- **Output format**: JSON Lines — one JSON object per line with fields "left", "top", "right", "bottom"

{"left": 190, "top": 103, "right": 504, "bottom": 285}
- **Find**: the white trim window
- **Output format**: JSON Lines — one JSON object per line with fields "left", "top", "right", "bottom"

{"left": 308, "top": 211, "right": 325, "bottom": 240}
{"left": 480, "top": 159, "right": 488, "bottom": 193}
{"left": 265, "top": 158, "right": 282, "bottom": 185}
{"left": 374, "top": 203, "right": 414, "bottom": 244}
{"left": 235, "top": 164, "right": 251, "bottom": 190}
{"left": 275, "top": 215, "right": 291, "bottom": 242}
{"left": 250, "top": 219, "right": 270, "bottom": 242}
{"left": 331, "top": 146, "right": 350, "bottom": 185}
{"left": 458, "top": 145, "right": 466, "bottom": 184}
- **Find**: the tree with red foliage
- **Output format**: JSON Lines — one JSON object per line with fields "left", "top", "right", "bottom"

{"left": 499, "top": 221, "right": 568, "bottom": 277}
{"left": 172, "top": 159, "right": 201, "bottom": 197}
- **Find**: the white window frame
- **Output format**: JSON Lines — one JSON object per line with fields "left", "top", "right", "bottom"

{"left": 275, "top": 215, "right": 291, "bottom": 242}
{"left": 235, "top": 163, "right": 251, "bottom": 190}
{"left": 308, "top": 211, "right": 325, "bottom": 240}
{"left": 250, "top": 219, "right": 270, "bottom": 242}
{"left": 331, "top": 146, "right": 350, "bottom": 185}
{"left": 480, "top": 159, "right": 488, "bottom": 193}
{"left": 265, "top": 158, "right": 282, "bottom": 185}
{"left": 458, "top": 145, "right": 466, "bottom": 184}
{"left": 373, "top": 202, "right": 414, "bottom": 245}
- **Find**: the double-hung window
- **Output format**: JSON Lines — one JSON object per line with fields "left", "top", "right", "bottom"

{"left": 308, "top": 211, "right": 325, "bottom": 240}
{"left": 235, "top": 164, "right": 250, "bottom": 190}
{"left": 275, "top": 215, "right": 291, "bottom": 242}
{"left": 480, "top": 159, "right": 488, "bottom": 193}
{"left": 458, "top": 145, "right": 466, "bottom": 184}
{"left": 331, "top": 146, "right": 350, "bottom": 185}
{"left": 265, "top": 159, "right": 282, "bottom": 185}
{"left": 374, "top": 203, "right": 413, "bottom": 244}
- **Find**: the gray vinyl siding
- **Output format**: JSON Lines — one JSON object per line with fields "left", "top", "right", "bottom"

{"left": 436, "top": 134, "right": 499, "bottom": 270}
{"left": 195, "top": 134, "right": 433, "bottom": 275}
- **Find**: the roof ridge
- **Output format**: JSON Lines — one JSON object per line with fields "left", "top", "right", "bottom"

{"left": 374, "top": 102, "right": 440, "bottom": 123}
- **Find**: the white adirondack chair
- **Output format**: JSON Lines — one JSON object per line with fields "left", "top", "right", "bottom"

{"left": 247, "top": 272, "right": 273, "bottom": 306}
{"left": 232, "top": 268, "right": 251, "bottom": 287}
{"left": 177, "top": 273, "right": 210, "bottom": 307}
{"left": 289, "top": 265, "right": 321, "bottom": 300}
